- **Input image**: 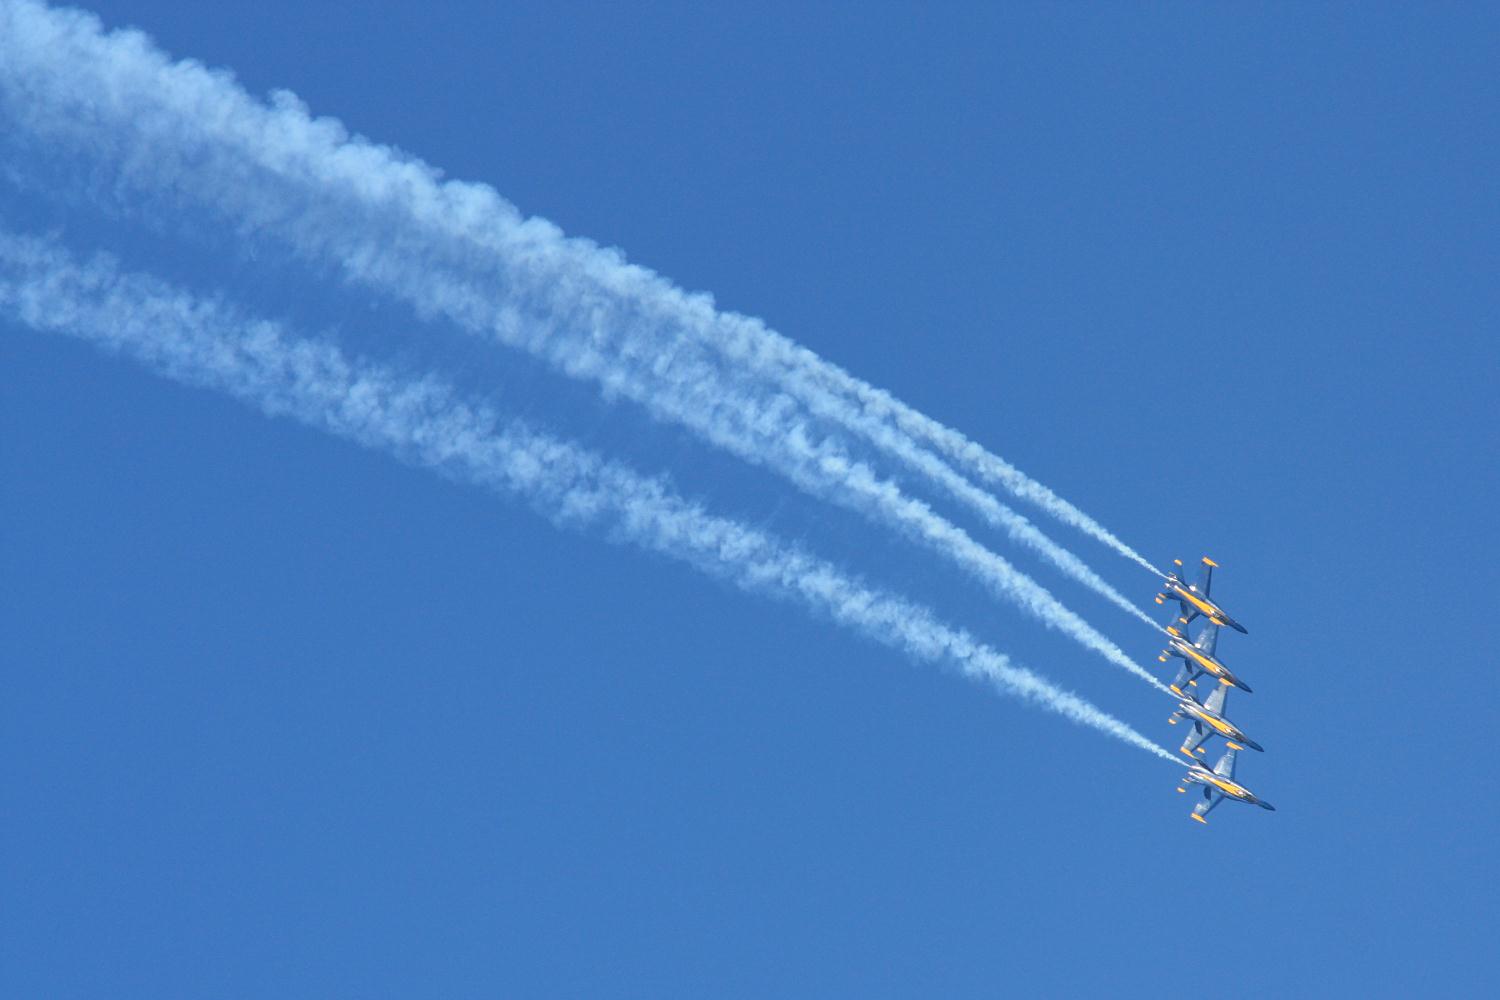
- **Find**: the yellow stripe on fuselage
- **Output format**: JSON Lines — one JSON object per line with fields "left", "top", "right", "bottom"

{"left": 1207, "top": 776, "right": 1248, "bottom": 797}
{"left": 1177, "top": 589, "right": 1216, "bottom": 615}
{"left": 1184, "top": 707, "right": 1231, "bottom": 734}
{"left": 1186, "top": 646, "right": 1221, "bottom": 672}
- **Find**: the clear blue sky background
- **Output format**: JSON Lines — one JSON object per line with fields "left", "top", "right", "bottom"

{"left": 4, "top": 2, "right": 1497, "bottom": 996}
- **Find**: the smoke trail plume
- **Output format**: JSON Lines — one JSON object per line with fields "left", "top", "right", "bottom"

{"left": 0, "top": 0, "right": 1164, "bottom": 685}
{"left": 740, "top": 339, "right": 1168, "bottom": 576}
{"left": 0, "top": 1, "right": 1170, "bottom": 695}
{"left": 0, "top": 229, "right": 1178, "bottom": 761}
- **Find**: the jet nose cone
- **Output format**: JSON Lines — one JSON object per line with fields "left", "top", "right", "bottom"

{"left": 1233, "top": 622, "right": 1250, "bottom": 635}
{"left": 1237, "top": 680, "right": 1254, "bottom": 693}
{"left": 1245, "top": 738, "right": 1265, "bottom": 752}
{"left": 1260, "top": 801, "right": 1276, "bottom": 811}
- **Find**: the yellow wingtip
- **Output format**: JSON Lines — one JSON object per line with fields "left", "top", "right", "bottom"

{"left": 1190, "top": 813, "right": 1208, "bottom": 824}
{"left": 1203, "top": 556, "right": 1219, "bottom": 567}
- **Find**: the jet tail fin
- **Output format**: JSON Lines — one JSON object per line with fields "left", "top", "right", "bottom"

{"left": 1191, "top": 790, "right": 1222, "bottom": 823}
{"left": 1169, "top": 662, "right": 1202, "bottom": 696}
{"left": 1179, "top": 721, "right": 1210, "bottom": 760}
{"left": 1197, "top": 556, "right": 1217, "bottom": 596}
{"left": 1213, "top": 747, "right": 1238, "bottom": 780}
{"left": 1194, "top": 620, "right": 1221, "bottom": 659}
{"left": 1202, "top": 681, "right": 1229, "bottom": 716}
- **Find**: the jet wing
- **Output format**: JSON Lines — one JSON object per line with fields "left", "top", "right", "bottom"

{"left": 1166, "top": 614, "right": 1195, "bottom": 643}
{"left": 1171, "top": 662, "right": 1203, "bottom": 695}
{"left": 1179, "top": 721, "right": 1210, "bottom": 759}
{"left": 1202, "top": 681, "right": 1229, "bottom": 717}
{"left": 1194, "top": 621, "right": 1221, "bottom": 659}
{"left": 1197, "top": 557, "right": 1217, "bottom": 597}
{"left": 1213, "top": 747, "right": 1239, "bottom": 780}
{"left": 1191, "top": 788, "right": 1223, "bottom": 824}
{"left": 1175, "top": 599, "right": 1203, "bottom": 627}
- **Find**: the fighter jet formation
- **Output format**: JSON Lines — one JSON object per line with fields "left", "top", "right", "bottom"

{"left": 1159, "top": 616, "right": 1251, "bottom": 694}
{"left": 1155, "top": 557, "right": 1275, "bottom": 824}
{"left": 1178, "top": 748, "right": 1275, "bottom": 823}
{"left": 1157, "top": 557, "right": 1248, "bottom": 634}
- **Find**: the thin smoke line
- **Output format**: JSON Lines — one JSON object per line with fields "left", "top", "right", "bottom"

{"left": 0, "top": 229, "right": 1180, "bottom": 763}
{"left": 0, "top": 0, "right": 1166, "bottom": 687}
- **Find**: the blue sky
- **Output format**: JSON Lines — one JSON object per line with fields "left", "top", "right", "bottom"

{"left": 3, "top": 2, "right": 1497, "bottom": 996}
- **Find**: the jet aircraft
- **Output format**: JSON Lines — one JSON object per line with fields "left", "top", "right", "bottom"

{"left": 1159, "top": 618, "right": 1252, "bottom": 694}
{"left": 1177, "top": 748, "right": 1275, "bottom": 823}
{"left": 1156, "top": 556, "right": 1248, "bottom": 634}
{"left": 1169, "top": 682, "right": 1263, "bottom": 759}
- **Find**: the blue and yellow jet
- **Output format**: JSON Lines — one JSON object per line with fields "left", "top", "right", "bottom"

{"left": 1159, "top": 618, "right": 1252, "bottom": 694}
{"left": 1177, "top": 747, "right": 1275, "bottom": 824}
{"left": 1169, "top": 682, "right": 1263, "bottom": 759}
{"left": 1156, "top": 556, "right": 1248, "bottom": 634}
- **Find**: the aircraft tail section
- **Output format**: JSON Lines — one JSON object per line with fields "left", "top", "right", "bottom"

{"left": 1191, "top": 790, "right": 1222, "bottom": 823}
{"left": 1179, "top": 722, "right": 1210, "bottom": 759}
{"left": 1213, "top": 747, "right": 1238, "bottom": 780}
{"left": 1195, "top": 620, "right": 1220, "bottom": 659}
{"left": 1170, "top": 662, "right": 1202, "bottom": 696}
{"left": 1197, "top": 556, "right": 1217, "bottom": 596}
{"left": 1203, "top": 681, "right": 1229, "bottom": 717}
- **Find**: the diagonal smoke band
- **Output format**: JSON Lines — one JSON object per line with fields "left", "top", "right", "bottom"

{"left": 0, "top": 229, "right": 1178, "bottom": 762}
{"left": 0, "top": 0, "right": 1165, "bottom": 688}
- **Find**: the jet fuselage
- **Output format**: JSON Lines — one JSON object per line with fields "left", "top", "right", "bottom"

{"left": 1185, "top": 765, "right": 1275, "bottom": 811}
{"left": 1164, "top": 576, "right": 1247, "bottom": 634}
{"left": 1175, "top": 695, "right": 1263, "bottom": 753}
{"left": 1164, "top": 630, "right": 1252, "bottom": 693}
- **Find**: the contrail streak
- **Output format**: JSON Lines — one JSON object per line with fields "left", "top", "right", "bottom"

{"left": 728, "top": 341, "right": 1169, "bottom": 578}
{"left": 0, "top": 229, "right": 1179, "bottom": 762}
{"left": 0, "top": 0, "right": 1164, "bottom": 687}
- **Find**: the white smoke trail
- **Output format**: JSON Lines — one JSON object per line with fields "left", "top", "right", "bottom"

{"left": 0, "top": 229, "right": 1178, "bottom": 762}
{"left": 731, "top": 344, "right": 1169, "bottom": 579}
{"left": 0, "top": 0, "right": 1164, "bottom": 685}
